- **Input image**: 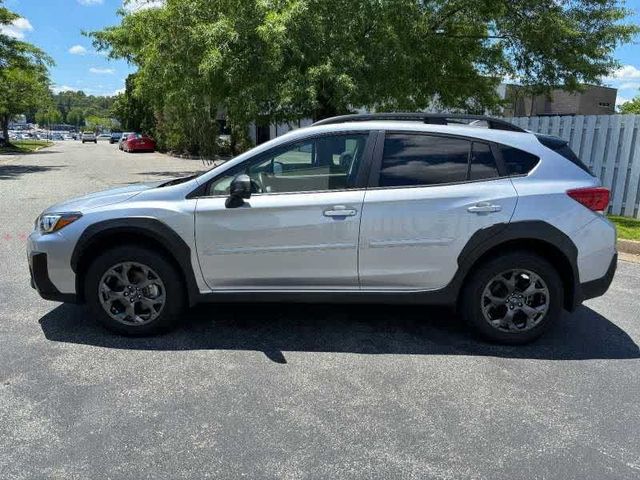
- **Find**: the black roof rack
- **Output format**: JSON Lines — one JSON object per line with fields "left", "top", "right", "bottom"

{"left": 312, "top": 113, "right": 527, "bottom": 133}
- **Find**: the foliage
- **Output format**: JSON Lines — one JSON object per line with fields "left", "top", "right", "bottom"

{"left": 0, "top": 0, "right": 53, "bottom": 143}
{"left": 35, "top": 107, "right": 62, "bottom": 126}
{"left": 85, "top": 114, "right": 118, "bottom": 130}
{"left": 51, "top": 90, "right": 117, "bottom": 125}
{"left": 0, "top": 66, "right": 51, "bottom": 141}
{"left": 66, "top": 107, "right": 85, "bottom": 127}
{"left": 110, "top": 74, "right": 154, "bottom": 132}
{"left": 618, "top": 95, "right": 640, "bottom": 114}
{"left": 90, "top": 0, "right": 638, "bottom": 155}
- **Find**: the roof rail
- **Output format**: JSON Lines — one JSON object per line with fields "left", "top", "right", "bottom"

{"left": 312, "top": 113, "right": 527, "bottom": 133}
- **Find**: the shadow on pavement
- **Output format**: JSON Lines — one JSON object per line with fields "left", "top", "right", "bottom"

{"left": 0, "top": 164, "right": 63, "bottom": 180}
{"left": 39, "top": 303, "right": 639, "bottom": 363}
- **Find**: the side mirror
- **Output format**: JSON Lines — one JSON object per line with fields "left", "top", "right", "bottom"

{"left": 226, "top": 174, "right": 251, "bottom": 208}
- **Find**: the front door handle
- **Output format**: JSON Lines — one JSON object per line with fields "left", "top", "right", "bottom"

{"left": 467, "top": 202, "right": 502, "bottom": 214}
{"left": 323, "top": 205, "right": 357, "bottom": 217}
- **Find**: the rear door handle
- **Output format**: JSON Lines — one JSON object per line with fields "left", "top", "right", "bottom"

{"left": 323, "top": 205, "right": 357, "bottom": 217}
{"left": 467, "top": 202, "right": 502, "bottom": 214}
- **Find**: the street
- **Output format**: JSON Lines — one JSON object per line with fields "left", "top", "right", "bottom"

{"left": 1, "top": 141, "right": 640, "bottom": 479}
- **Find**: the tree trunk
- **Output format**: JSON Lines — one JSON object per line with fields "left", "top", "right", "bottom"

{"left": 0, "top": 115, "right": 10, "bottom": 147}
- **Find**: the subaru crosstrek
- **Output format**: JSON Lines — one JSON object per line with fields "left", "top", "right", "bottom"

{"left": 28, "top": 113, "right": 617, "bottom": 343}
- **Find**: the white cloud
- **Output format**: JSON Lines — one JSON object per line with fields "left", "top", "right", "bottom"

{"left": 605, "top": 65, "right": 640, "bottom": 82}
{"left": 618, "top": 82, "right": 640, "bottom": 91}
{"left": 69, "top": 45, "right": 88, "bottom": 55}
{"left": 78, "top": 0, "right": 104, "bottom": 5}
{"left": 123, "top": 0, "right": 164, "bottom": 13}
{"left": 89, "top": 67, "right": 116, "bottom": 74}
{"left": 0, "top": 17, "right": 33, "bottom": 39}
{"left": 52, "top": 85, "right": 75, "bottom": 94}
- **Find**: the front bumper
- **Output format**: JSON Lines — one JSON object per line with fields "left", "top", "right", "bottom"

{"left": 29, "top": 252, "right": 79, "bottom": 303}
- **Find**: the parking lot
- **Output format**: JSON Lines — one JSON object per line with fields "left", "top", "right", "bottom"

{"left": 1, "top": 141, "right": 640, "bottom": 479}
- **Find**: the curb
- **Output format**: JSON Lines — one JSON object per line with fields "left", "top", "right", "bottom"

{"left": 618, "top": 239, "right": 640, "bottom": 255}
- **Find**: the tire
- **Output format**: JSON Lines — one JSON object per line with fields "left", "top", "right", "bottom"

{"left": 84, "top": 246, "right": 185, "bottom": 336}
{"left": 460, "top": 251, "right": 563, "bottom": 344}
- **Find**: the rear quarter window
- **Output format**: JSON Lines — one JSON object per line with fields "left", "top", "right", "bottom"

{"left": 500, "top": 146, "right": 540, "bottom": 176}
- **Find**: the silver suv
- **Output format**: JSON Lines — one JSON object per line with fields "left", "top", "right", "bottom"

{"left": 28, "top": 114, "right": 617, "bottom": 343}
{"left": 81, "top": 132, "right": 97, "bottom": 144}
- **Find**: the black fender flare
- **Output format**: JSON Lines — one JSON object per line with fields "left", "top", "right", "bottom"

{"left": 449, "top": 220, "right": 581, "bottom": 310}
{"left": 71, "top": 218, "right": 200, "bottom": 306}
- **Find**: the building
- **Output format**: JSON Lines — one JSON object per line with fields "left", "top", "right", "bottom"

{"left": 500, "top": 84, "right": 617, "bottom": 117}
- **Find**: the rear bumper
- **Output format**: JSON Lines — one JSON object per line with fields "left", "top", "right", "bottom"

{"left": 29, "top": 252, "right": 79, "bottom": 303}
{"left": 577, "top": 252, "right": 617, "bottom": 304}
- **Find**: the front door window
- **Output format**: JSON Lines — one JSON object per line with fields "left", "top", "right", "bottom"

{"left": 208, "top": 133, "right": 368, "bottom": 196}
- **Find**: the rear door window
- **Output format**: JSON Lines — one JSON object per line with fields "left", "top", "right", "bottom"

{"left": 379, "top": 134, "right": 470, "bottom": 187}
{"left": 469, "top": 142, "right": 499, "bottom": 180}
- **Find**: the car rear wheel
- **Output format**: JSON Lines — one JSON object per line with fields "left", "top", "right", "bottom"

{"left": 460, "top": 251, "right": 563, "bottom": 344}
{"left": 85, "top": 246, "right": 185, "bottom": 336}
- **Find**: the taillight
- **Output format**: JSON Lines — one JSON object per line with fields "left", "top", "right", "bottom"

{"left": 566, "top": 187, "right": 610, "bottom": 212}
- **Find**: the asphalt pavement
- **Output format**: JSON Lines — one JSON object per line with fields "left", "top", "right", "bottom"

{"left": 1, "top": 141, "right": 639, "bottom": 479}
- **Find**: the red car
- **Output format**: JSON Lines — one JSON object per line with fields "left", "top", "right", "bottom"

{"left": 123, "top": 133, "right": 156, "bottom": 152}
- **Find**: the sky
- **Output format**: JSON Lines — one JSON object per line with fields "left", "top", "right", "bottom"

{"left": 1, "top": 0, "right": 640, "bottom": 104}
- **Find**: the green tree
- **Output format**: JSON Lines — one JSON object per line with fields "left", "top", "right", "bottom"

{"left": 619, "top": 95, "right": 640, "bottom": 114}
{"left": 110, "top": 74, "right": 154, "bottom": 132}
{"left": 1, "top": 0, "right": 53, "bottom": 144}
{"left": 35, "top": 107, "right": 62, "bottom": 127}
{"left": 85, "top": 114, "right": 117, "bottom": 131}
{"left": 66, "top": 107, "right": 85, "bottom": 128}
{"left": 91, "top": 0, "right": 638, "bottom": 155}
{"left": 0, "top": 66, "right": 50, "bottom": 141}
{"left": 52, "top": 90, "right": 116, "bottom": 123}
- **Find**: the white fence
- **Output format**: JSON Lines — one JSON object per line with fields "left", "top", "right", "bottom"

{"left": 506, "top": 115, "right": 640, "bottom": 218}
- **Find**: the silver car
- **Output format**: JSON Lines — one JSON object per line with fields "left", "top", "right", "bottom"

{"left": 81, "top": 132, "right": 97, "bottom": 144}
{"left": 28, "top": 113, "right": 617, "bottom": 343}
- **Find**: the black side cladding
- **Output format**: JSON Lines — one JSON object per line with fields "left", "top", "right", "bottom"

{"left": 535, "top": 133, "right": 594, "bottom": 176}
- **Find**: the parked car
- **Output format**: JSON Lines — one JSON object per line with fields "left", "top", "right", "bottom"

{"left": 122, "top": 133, "right": 156, "bottom": 152}
{"left": 109, "top": 132, "right": 123, "bottom": 144}
{"left": 28, "top": 113, "right": 616, "bottom": 342}
{"left": 81, "top": 132, "right": 97, "bottom": 144}
{"left": 118, "top": 132, "right": 133, "bottom": 150}
{"left": 97, "top": 133, "right": 112, "bottom": 142}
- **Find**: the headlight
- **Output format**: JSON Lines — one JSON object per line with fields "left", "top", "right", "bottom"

{"left": 38, "top": 213, "right": 82, "bottom": 234}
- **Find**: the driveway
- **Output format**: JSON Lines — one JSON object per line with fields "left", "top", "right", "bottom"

{"left": 1, "top": 141, "right": 639, "bottom": 479}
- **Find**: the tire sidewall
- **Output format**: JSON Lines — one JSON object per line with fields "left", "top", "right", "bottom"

{"left": 462, "top": 252, "right": 564, "bottom": 344}
{"left": 85, "top": 246, "right": 184, "bottom": 336}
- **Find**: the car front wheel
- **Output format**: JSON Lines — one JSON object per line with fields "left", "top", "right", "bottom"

{"left": 85, "top": 246, "right": 185, "bottom": 335}
{"left": 460, "top": 251, "right": 563, "bottom": 344}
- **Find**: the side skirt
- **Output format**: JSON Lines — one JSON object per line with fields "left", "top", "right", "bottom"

{"left": 196, "top": 288, "right": 457, "bottom": 306}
